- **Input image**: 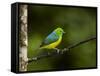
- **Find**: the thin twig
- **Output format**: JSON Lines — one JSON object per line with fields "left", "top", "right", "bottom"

{"left": 28, "top": 36, "right": 96, "bottom": 63}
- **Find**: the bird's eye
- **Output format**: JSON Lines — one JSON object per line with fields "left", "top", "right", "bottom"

{"left": 60, "top": 30, "right": 62, "bottom": 32}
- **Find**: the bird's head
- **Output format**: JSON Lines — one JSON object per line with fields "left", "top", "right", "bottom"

{"left": 54, "top": 27, "right": 65, "bottom": 36}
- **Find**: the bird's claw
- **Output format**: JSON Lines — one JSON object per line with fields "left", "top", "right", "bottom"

{"left": 56, "top": 49, "right": 60, "bottom": 54}
{"left": 53, "top": 48, "right": 60, "bottom": 54}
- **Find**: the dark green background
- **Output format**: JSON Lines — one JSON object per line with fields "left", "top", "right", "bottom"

{"left": 28, "top": 4, "right": 97, "bottom": 71}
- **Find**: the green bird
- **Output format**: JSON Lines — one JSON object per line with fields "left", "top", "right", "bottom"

{"left": 40, "top": 27, "right": 65, "bottom": 51}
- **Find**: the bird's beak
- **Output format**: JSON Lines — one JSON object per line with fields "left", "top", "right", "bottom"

{"left": 63, "top": 31, "right": 66, "bottom": 34}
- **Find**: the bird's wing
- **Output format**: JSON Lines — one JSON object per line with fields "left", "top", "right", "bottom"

{"left": 40, "top": 32, "right": 59, "bottom": 47}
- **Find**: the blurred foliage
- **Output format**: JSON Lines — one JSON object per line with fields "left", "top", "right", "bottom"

{"left": 28, "top": 5, "right": 97, "bottom": 71}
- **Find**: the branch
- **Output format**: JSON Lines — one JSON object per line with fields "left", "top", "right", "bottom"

{"left": 28, "top": 36, "right": 96, "bottom": 63}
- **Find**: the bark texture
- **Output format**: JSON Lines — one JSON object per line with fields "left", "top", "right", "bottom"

{"left": 19, "top": 5, "right": 28, "bottom": 71}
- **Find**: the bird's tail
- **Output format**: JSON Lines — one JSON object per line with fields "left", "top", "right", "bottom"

{"left": 39, "top": 46, "right": 45, "bottom": 50}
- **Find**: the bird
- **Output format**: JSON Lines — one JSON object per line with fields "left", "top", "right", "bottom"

{"left": 39, "top": 27, "right": 65, "bottom": 53}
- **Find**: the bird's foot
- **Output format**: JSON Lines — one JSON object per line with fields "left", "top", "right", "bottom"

{"left": 61, "top": 48, "right": 69, "bottom": 54}
{"left": 53, "top": 48, "right": 60, "bottom": 54}
{"left": 53, "top": 48, "right": 69, "bottom": 54}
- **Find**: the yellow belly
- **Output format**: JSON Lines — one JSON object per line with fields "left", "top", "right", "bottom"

{"left": 41, "top": 36, "right": 62, "bottom": 49}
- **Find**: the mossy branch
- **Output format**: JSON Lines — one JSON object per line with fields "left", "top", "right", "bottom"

{"left": 28, "top": 36, "right": 96, "bottom": 63}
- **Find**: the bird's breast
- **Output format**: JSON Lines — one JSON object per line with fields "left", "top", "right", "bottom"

{"left": 43, "top": 36, "right": 62, "bottom": 49}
